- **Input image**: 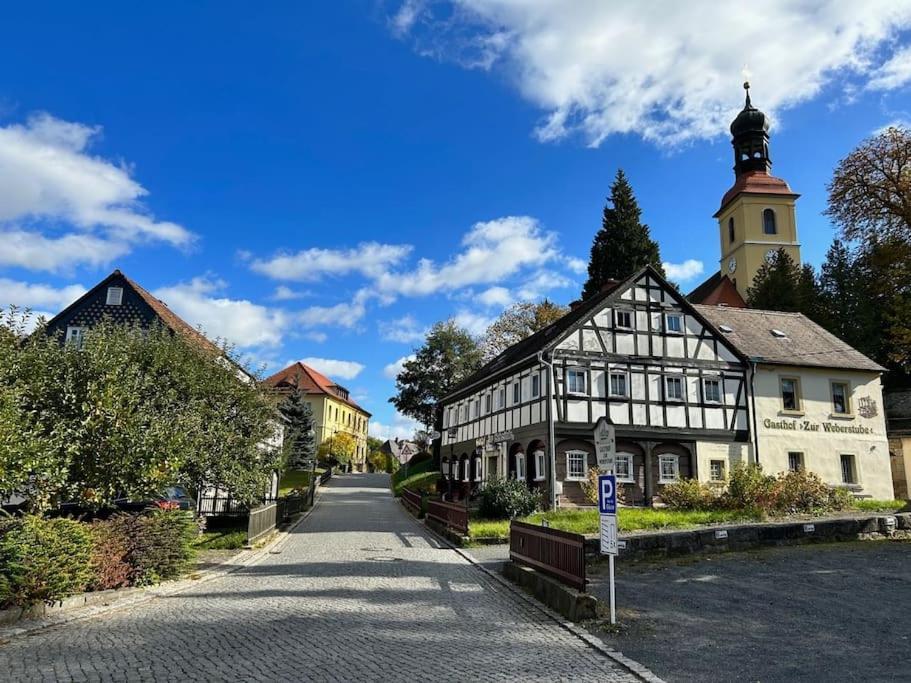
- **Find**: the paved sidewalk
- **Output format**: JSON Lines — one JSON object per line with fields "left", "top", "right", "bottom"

{"left": 0, "top": 474, "right": 640, "bottom": 682}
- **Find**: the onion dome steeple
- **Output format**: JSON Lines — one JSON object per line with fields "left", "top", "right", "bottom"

{"left": 730, "top": 81, "right": 771, "bottom": 177}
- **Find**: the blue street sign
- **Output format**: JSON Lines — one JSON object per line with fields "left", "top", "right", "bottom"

{"left": 598, "top": 474, "right": 617, "bottom": 515}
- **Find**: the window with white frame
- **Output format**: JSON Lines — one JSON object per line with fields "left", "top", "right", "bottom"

{"left": 831, "top": 382, "right": 850, "bottom": 415}
{"left": 567, "top": 368, "right": 587, "bottom": 395}
{"left": 473, "top": 457, "right": 483, "bottom": 482}
{"left": 703, "top": 378, "right": 722, "bottom": 404}
{"left": 484, "top": 394, "right": 491, "bottom": 413}
{"left": 531, "top": 373, "right": 540, "bottom": 398}
{"left": 609, "top": 372, "right": 628, "bottom": 398}
{"left": 658, "top": 454, "right": 680, "bottom": 483}
{"left": 472, "top": 400, "right": 479, "bottom": 419}
{"left": 534, "top": 450, "right": 546, "bottom": 481}
{"left": 441, "top": 459, "right": 450, "bottom": 479}
{"left": 513, "top": 382, "right": 521, "bottom": 404}
{"left": 565, "top": 450, "right": 588, "bottom": 481}
{"left": 106, "top": 287, "right": 123, "bottom": 306}
{"left": 665, "top": 376, "right": 684, "bottom": 401}
{"left": 461, "top": 458, "right": 470, "bottom": 482}
{"left": 461, "top": 404, "right": 468, "bottom": 421}
{"left": 665, "top": 313, "right": 683, "bottom": 333}
{"left": 447, "top": 407, "right": 454, "bottom": 426}
{"left": 615, "top": 453, "right": 634, "bottom": 482}
{"left": 65, "top": 326, "right": 86, "bottom": 348}
{"left": 499, "top": 387, "right": 506, "bottom": 408}
{"left": 709, "top": 459, "right": 726, "bottom": 482}
{"left": 515, "top": 452, "right": 526, "bottom": 481}
{"left": 788, "top": 451, "right": 803, "bottom": 472}
{"left": 615, "top": 310, "right": 633, "bottom": 329}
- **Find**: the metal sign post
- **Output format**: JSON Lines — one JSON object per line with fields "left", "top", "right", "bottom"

{"left": 594, "top": 417, "right": 616, "bottom": 473}
{"left": 598, "top": 473, "right": 618, "bottom": 625}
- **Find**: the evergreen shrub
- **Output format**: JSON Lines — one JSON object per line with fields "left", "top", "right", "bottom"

{"left": 478, "top": 477, "right": 540, "bottom": 519}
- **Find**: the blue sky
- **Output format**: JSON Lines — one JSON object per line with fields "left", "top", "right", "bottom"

{"left": 1, "top": 2, "right": 911, "bottom": 438}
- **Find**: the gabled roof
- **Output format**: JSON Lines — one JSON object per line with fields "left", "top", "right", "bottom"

{"left": 264, "top": 361, "right": 371, "bottom": 416}
{"left": 44, "top": 269, "right": 223, "bottom": 357}
{"left": 885, "top": 389, "right": 911, "bottom": 435}
{"left": 687, "top": 271, "right": 747, "bottom": 307}
{"left": 693, "top": 305, "right": 884, "bottom": 373}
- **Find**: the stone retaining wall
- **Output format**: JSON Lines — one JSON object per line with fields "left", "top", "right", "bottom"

{"left": 586, "top": 513, "right": 911, "bottom": 563}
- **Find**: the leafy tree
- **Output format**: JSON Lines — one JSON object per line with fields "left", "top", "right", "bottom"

{"left": 0, "top": 313, "right": 279, "bottom": 511}
{"left": 278, "top": 380, "right": 316, "bottom": 470}
{"left": 318, "top": 432, "right": 356, "bottom": 466}
{"left": 582, "top": 169, "right": 664, "bottom": 299}
{"left": 390, "top": 320, "right": 483, "bottom": 427}
{"left": 481, "top": 300, "right": 568, "bottom": 361}
{"left": 826, "top": 126, "right": 911, "bottom": 245}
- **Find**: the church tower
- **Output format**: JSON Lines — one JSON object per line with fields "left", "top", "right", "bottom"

{"left": 714, "top": 82, "right": 801, "bottom": 301}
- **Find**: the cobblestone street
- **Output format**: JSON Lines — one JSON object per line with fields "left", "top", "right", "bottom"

{"left": 0, "top": 474, "right": 639, "bottom": 682}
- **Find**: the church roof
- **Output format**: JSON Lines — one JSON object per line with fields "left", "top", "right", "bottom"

{"left": 693, "top": 305, "right": 884, "bottom": 373}
{"left": 687, "top": 271, "right": 747, "bottom": 307}
{"left": 265, "top": 361, "right": 371, "bottom": 416}
{"left": 715, "top": 170, "right": 799, "bottom": 217}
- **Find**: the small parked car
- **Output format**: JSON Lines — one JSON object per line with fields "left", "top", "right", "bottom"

{"left": 114, "top": 486, "right": 196, "bottom": 512}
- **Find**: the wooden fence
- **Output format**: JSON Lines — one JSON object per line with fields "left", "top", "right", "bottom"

{"left": 246, "top": 503, "right": 278, "bottom": 546}
{"left": 425, "top": 499, "right": 469, "bottom": 536}
{"left": 509, "top": 520, "right": 586, "bottom": 592}
{"left": 401, "top": 488, "right": 422, "bottom": 517}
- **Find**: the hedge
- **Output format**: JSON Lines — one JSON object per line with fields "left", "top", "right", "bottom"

{"left": 0, "top": 510, "right": 197, "bottom": 608}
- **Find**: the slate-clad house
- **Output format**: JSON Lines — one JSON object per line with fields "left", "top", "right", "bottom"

{"left": 439, "top": 265, "right": 750, "bottom": 506}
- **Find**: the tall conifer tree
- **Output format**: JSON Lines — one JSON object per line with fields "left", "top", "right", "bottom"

{"left": 279, "top": 380, "right": 316, "bottom": 470}
{"left": 582, "top": 170, "right": 664, "bottom": 299}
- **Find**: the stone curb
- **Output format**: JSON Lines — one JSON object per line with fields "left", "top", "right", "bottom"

{"left": 401, "top": 505, "right": 664, "bottom": 683}
{"left": 0, "top": 485, "right": 327, "bottom": 642}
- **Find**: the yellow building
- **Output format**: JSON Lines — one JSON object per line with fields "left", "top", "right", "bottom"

{"left": 266, "top": 362, "right": 371, "bottom": 471}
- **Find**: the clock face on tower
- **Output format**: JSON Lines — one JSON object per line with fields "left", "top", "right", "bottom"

{"left": 765, "top": 249, "right": 777, "bottom": 263}
{"left": 728, "top": 257, "right": 737, "bottom": 273}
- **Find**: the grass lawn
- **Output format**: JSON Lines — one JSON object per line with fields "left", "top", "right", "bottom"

{"left": 391, "top": 455, "right": 437, "bottom": 496}
{"left": 278, "top": 468, "right": 325, "bottom": 496}
{"left": 853, "top": 499, "right": 909, "bottom": 513}
{"left": 194, "top": 526, "right": 247, "bottom": 550}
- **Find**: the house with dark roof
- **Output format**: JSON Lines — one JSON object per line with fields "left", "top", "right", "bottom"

{"left": 439, "top": 265, "right": 751, "bottom": 507}
{"left": 695, "top": 305, "right": 893, "bottom": 499}
{"left": 885, "top": 390, "right": 911, "bottom": 499}
{"left": 265, "top": 362, "right": 371, "bottom": 471}
{"left": 438, "top": 264, "right": 894, "bottom": 507}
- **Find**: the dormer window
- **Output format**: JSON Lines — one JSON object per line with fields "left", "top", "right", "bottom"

{"left": 106, "top": 287, "right": 123, "bottom": 306}
{"left": 763, "top": 208, "right": 777, "bottom": 235}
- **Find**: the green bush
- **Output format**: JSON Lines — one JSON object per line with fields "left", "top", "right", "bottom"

{"left": 773, "top": 469, "right": 838, "bottom": 514}
{"left": 390, "top": 452, "right": 435, "bottom": 495}
{"left": 661, "top": 478, "right": 718, "bottom": 510}
{"left": 88, "top": 518, "right": 132, "bottom": 591}
{"left": 724, "top": 463, "right": 777, "bottom": 510}
{"left": 105, "top": 511, "right": 197, "bottom": 585}
{"left": 393, "top": 471, "right": 438, "bottom": 497}
{"left": 0, "top": 516, "right": 93, "bottom": 606}
{"left": 478, "top": 477, "right": 541, "bottom": 519}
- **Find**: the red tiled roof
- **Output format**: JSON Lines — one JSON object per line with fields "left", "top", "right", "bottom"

{"left": 264, "top": 361, "right": 371, "bottom": 416}
{"left": 714, "top": 171, "right": 799, "bottom": 217}
{"left": 687, "top": 271, "right": 747, "bottom": 307}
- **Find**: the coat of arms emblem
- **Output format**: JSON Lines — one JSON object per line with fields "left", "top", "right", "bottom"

{"left": 857, "top": 396, "right": 878, "bottom": 418}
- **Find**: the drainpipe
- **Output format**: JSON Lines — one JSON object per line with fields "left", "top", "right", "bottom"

{"left": 537, "top": 351, "right": 558, "bottom": 510}
{"left": 749, "top": 359, "right": 761, "bottom": 466}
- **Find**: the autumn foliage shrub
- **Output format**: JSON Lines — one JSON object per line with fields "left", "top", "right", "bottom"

{"left": 104, "top": 510, "right": 196, "bottom": 585}
{"left": 0, "top": 516, "right": 93, "bottom": 607}
{"left": 660, "top": 478, "right": 718, "bottom": 510}
{"left": 88, "top": 518, "right": 133, "bottom": 591}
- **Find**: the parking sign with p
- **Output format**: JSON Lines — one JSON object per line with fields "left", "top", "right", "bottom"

{"left": 598, "top": 474, "right": 617, "bottom": 515}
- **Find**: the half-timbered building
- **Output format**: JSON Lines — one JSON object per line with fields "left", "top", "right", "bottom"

{"left": 439, "top": 265, "right": 750, "bottom": 507}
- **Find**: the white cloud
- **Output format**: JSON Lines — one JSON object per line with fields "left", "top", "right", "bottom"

{"left": 384, "top": 354, "right": 416, "bottom": 379}
{"left": 454, "top": 308, "right": 494, "bottom": 336}
{"left": 0, "top": 278, "right": 86, "bottom": 311}
{"left": 0, "top": 228, "right": 131, "bottom": 273}
{"left": 390, "top": 0, "right": 426, "bottom": 36}
{"left": 369, "top": 410, "right": 424, "bottom": 440}
{"left": 868, "top": 44, "right": 911, "bottom": 90}
{"left": 376, "top": 216, "right": 558, "bottom": 296}
{"left": 396, "top": 2, "right": 911, "bottom": 145}
{"left": 380, "top": 314, "right": 428, "bottom": 343}
{"left": 250, "top": 242, "right": 412, "bottom": 282}
{"left": 303, "top": 331, "right": 328, "bottom": 343}
{"left": 297, "top": 289, "right": 372, "bottom": 329}
{"left": 0, "top": 113, "right": 192, "bottom": 271}
{"left": 153, "top": 277, "right": 288, "bottom": 349}
{"left": 873, "top": 117, "right": 911, "bottom": 135}
{"left": 477, "top": 286, "right": 513, "bottom": 308}
{"left": 299, "top": 357, "right": 365, "bottom": 380}
{"left": 515, "top": 270, "right": 572, "bottom": 301}
{"left": 565, "top": 256, "right": 587, "bottom": 274}
{"left": 271, "top": 285, "right": 311, "bottom": 301}
{"left": 662, "top": 259, "right": 704, "bottom": 283}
